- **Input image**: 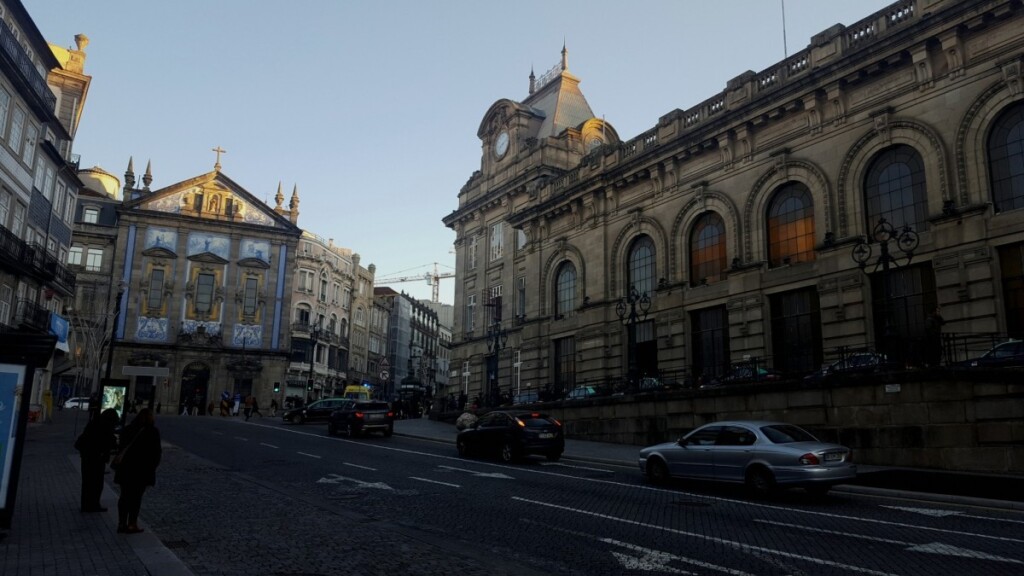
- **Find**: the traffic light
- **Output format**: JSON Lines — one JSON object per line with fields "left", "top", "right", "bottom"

{"left": 306, "top": 379, "right": 313, "bottom": 391}
{"left": 273, "top": 382, "right": 280, "bottom": 393}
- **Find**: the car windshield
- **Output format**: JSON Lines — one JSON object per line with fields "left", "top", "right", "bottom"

{"left": 760, "top": 424, "right": 817, "bottom": 444}
{"left": 516, "top": 414, "right": 555, "bottom": 427}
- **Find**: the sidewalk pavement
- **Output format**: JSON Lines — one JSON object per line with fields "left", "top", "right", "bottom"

{"left": 2, "top": 413, "right": 1020, "bottom": 576}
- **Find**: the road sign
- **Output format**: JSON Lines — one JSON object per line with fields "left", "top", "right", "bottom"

{"left": 379, "top": 370, "right": 390, "bottom": 381}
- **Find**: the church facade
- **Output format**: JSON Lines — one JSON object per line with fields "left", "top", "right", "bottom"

{"left": 105, "top": 160, "right": 303, "bottom": 413}
{"left": 444, "top": 0, "right": 1024, "bottom": 404}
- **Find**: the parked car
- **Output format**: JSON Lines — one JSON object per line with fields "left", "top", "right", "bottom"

{"left": 702, "top": 365, "right": 783, "bottom": 388}
{"left": 804, "top": 352, "right": 896, "bottom": 382}
{"left": 512, "top": 389, "right": 540, "bottom": 405}
{"left": 565, "top": 385, "right": 600, "bottom": 400}
{"left": 327, "top": 400, "right": 394, "bottom": 437}
{"left": 63, "top": 397, "right": 90, "bottom": 410}
{"left": 955, "top": 339, "right": 1024, "bottom": 368}
{"left": 456, "top": 410, "right": 564, "bottom": 462}
{"left": 638, "top": 420, "right": 856, "bottom": 496}
{"left": 281, "top": 398, "right": 347, "bottom": 424}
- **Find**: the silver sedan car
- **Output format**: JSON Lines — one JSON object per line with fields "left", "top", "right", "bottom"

{"left": 638, "top": 420, "right": 856, "bottom": 496}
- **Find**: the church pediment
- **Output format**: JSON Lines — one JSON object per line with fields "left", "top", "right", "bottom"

{"left": 238, "top": 257, "right": 270, "bottom": 269}
{"left": 141, "top": 246, "right": 178, "bottom": 258}
{"left": 188, "top": 251, "right": 229, "bottom": 265}
{"left": 125, "top": 171, "right": 299, "bottom": 232}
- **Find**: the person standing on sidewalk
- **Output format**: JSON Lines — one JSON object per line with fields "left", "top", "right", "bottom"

{"left": 113, "top": 408, "right": 162, "bottom": 534}
{"left": 75, "top": 408, "right": 119, "bottom": 512}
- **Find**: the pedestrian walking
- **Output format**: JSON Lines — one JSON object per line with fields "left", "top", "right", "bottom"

{"left": 924, "top": 305, "right": 946, "bottom": 367}
{"left": 207, "top": 401, "right": 215, "bottom": 416}
{"left": 251, "top": 397, "right": 264, "bottom": 418}
{"left": 113, "top": 408, "right": 162, "bottom": 535}
{"left": 270, "top": 398, "right": 278, "bottom": 417}
{"left": 232, "top": 392, "right": 242, "bottom": 416}
{"left": 75, "top": 408, "right": 119, "bottom": 512}
{"left": 243, "top": 394, "right": 254, "bottom": 420}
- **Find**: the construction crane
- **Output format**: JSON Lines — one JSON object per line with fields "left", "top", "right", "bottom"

{"left": 376, "top": 262, "right": 455, "bottom": 303}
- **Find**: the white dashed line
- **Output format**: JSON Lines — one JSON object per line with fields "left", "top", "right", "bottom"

{"left": 297, "top": 451, "right": 321, "bottom": 459}
{"left": 409, "top": 477, "right": 460, "bottom": 488}
{"left": 259, "top": 442, "right": 278, "bottom": 449}
{"left": 344, "top": 462, "right": 376, "bottom": 471}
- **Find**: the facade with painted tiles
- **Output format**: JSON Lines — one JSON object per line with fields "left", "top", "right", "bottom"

{"left": 444, "top": 0, "right": 1024, "bottom": 404}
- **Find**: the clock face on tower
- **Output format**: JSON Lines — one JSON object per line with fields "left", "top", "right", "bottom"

{"left": 494, "top": 130, "right": 510, "bottom": 158}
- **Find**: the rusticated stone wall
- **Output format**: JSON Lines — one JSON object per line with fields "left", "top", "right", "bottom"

{"left": 540, "top": 372, "right": 1024, "bottom": 474}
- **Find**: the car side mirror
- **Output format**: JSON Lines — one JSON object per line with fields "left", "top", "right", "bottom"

{"left": 676, "top": 437, "right": 689, "bottom": 446}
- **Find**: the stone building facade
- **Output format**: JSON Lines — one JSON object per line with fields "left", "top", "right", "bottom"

{"left": 106, "top": 161, "right": 302, "bottom": 413}
{"left": 444, "top": 0, "right": 1024, "bottom": 404}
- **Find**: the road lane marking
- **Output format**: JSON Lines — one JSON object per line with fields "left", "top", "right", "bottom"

{"left": 297, "top": 451, "right": 321, "bottom": 459}
{"left": 523, "top": 519, "right": 756, "bottom": 576}
{"left": 514, "top": 496, "right": 901, "bottom": 576}
{"left": 317, "top": 473, "right": 394, "bottom": 491}
{"left": 438, "top": 465, "right": 514, "bottom": 479}
{"left": 753, "top": 519, "right": 1023, "bottom": 564}
{"left": 882, "top": 505, "right": 1024, "bottom": 526}
{"left": 409, "top": 477, "right": 460, "bottom": 488}
{"left": 259, "top": 442, "right": 278, "bottom": 449}
{"left": 344, "top": 462, "right": 376, "bottom": 471}
{"left": 233, "top": 436, "right": 248, "bottom": 441}
{"left": 542, "top": 462, "right": 614, "bottom": 473}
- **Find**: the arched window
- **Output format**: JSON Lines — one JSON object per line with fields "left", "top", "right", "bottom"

{"left": 864, "top": 144, "right": 927, "bottom": 233}
{"left": 555, "top": 262, "right": 576, "bottom": 317}
{"left": 767, "top": 182, "right": 815, "bottom": 267}
{"left": 690, "top": 212, "right": 726, "bottom": 286}
{"left": 627, "top": 235, "right": 656, "bottom": 295}
{"left": 988, "top": 102, "right": 1024, "bottom": 213}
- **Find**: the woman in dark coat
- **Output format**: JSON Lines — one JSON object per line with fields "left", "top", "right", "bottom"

{"left": 75, "top": 408, "right": 119, "bottom": 512}
{"left": 113, "top": 408, "right": 161, "bottom": 534}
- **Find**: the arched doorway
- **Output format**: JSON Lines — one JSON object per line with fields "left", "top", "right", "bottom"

{"left": 180, "top": 362, "right": 211, "bottom": 415}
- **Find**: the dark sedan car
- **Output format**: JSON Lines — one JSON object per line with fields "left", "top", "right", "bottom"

{"left": 638, "top": 420, "right": 856, "bottom": 496}
{"left": 456, "top": 410, "right": 564, "bottom": 462}
{"left": 701, "top": 364, "right": 783, "bottom": 388}
{"left": 804, "top": 352, "right": 896, "bottom": 382}
{"left": 955, "top": 339, "right": 1024, "bottom": 368}
{"left": 327, "top": 400, "right": 394, "bottom": 437}
{"left": 281, "top": 398, "right": 346, "bottom": 424}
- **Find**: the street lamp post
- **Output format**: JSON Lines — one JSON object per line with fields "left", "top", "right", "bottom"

{"left": 851, "top": 217, "right": 919, "bottom": 364}
{"left": 99, "top": 284, "right": 125, "bottom": 419}
{"left": 615, "top": 285, "right": 652, "bottom": 388}
{"left": 485, "top": 320, "right": 508, "bottom": 407}
{"left": 306, "top": 319, "right": 323, "bottom": 399}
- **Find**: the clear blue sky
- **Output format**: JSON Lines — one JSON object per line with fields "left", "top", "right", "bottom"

{"left": 26, "top": 0, "right": 893, "bottom": 304}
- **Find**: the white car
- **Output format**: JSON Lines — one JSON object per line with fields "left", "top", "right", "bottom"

{"left": 63, "top": 397, "right": 90, "bottom": 410}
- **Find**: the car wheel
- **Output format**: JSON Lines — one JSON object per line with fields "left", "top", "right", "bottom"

{"left": 384, "top": 425, "right": 393, "bottom": 437}
{"left": 646, "top": 458, "right": 670, "bottom": 485}
{"left": 294, "top": 414, "right": 304, "bottom": 425}
{"left": 500, "top": 441, "right": 516, "bottom": 463}
{"left": 457, "top": 438, "right": 469, "bottom": 458}
{"left": 546, "top": 451, "right": 562, "bottom": 462}
{"left": 746, "top": 466, "right": 775, "bottom": 498}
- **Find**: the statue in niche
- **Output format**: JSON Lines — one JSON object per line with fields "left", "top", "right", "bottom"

{"left": 209, "top": 195, "right": 220, "bottom": 213}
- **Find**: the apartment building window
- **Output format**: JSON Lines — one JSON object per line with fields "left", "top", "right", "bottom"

{"left": 489, "top": 222, "right": 504, "bottom": 261}
{"left": 553, "top": 336, "right": 576, "bottom": 397}
{"left": 8, "top": 107, "right": 23, "bottom": 154}
{"left": 83, "top": 208, "right": 99, "bottom": 224}
{"left": 194, "top": 273, "right": 215, "bottom": 314}
{"left": 355, "top": 306, "right": 365, "bottom": 326}
{"left": 0, "top": 88, "right": 9, "bottom": 138}
{"left": 22, "top": 123, "right": 37, "bottom": 166}
{"left": 465, "top": 294, "right": 476, "bottom": 334}
{"left": 864, "top": 144, "right": 928, "bottom": 234}
{"left": 690, "top": 212, "right": 727, "bottom": 286}
{"left": 43, "top": 166, "right": 54, "bottom": 201}
{"left": 516, "top": 229, "right": 527, "bottom": 252}
{"left": 85, "top": 248, "right": 103, "bottom": 272}
{"left": 0, "top": 189, "right": 9, "bottom": 227}
{"left": 691, "top": 306, "right": 729, "bottom": 380}
{"left": 628, "top": 235, "right": 656, "bottom": 296}
{"left": 342, "top": 287, "right": 351, "bottom": 309}
{"left": 243, "top": 277, "right": 258, "bottom": 315}
{"left": 147, "top": 269, "right": 165, "bottom": 310}
{"left": 298, "top": 269, "right": 314, "bottom": 292}
{"left": 468, "top": 236, "right": 478, "bottom": 270}
{"left": 0, "top": 284, "right": 11, "bottom": 325}
{"left": 488, "top": 286, "right": 502, "bottom": 322}
{"left": 64, "top": 190, "right": 74, "bottom": 222}
{"left": 770, "top": 288, "right": 822, "bottom": 375}
{"left": 332, "top": 282, "right": 341, "bottom": 304}
{"left": 52, "top": 182, "right": 65, "bottom": 217}
{"left": 319, "top": 273, "right": 328, "bottom": 302}
{"left": 11, "top": 204, "right": 23, "bottom": 236}
{"left": 516, "top": 276, "right": 526, "bottom": 319}
{"left": 68, "top": 246, "right": 82, "bottom": 266}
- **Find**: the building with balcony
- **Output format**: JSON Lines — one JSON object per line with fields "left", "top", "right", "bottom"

{"left": 444, "top": 0, "right": 1024, "bottom": 404}
{"left": 104, "top": 160, "right": 302, "bottom": 413}
{"left": 284, "top": 230, "right": 376, "bottom": 401}
{"left": 0, "top": 2, "right": 90, "bottom": 405}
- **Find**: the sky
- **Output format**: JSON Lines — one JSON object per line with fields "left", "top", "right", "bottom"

{"left": 25, "top": 0, "right": 894, "bottom": 305}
